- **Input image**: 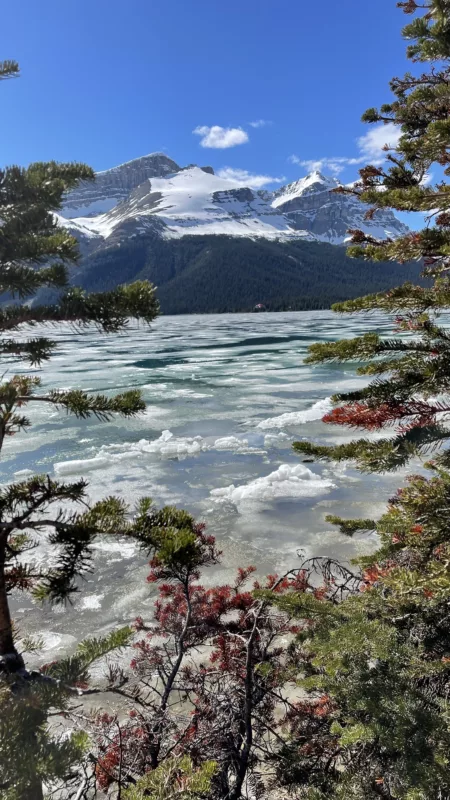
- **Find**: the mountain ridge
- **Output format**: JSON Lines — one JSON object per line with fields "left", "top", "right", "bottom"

{"left": 54, "top": 152, "right": 420, "bottom": 315}
{"left": 60, "top": 152, "right": 409, "bottom": 245}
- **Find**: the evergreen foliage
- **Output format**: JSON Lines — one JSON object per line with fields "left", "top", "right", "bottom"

{"left": 270, "top": 2, "right": 450, "bottom": 796}
{"left": 123, "top": 757, "right": 217, "bottom": 800}
{"left": 80, "top": 525, "right": 360, "bottom": 800}
{"left": 0, "top": 61, "right": 165, "bottom": 799}
{"left": 268, "top": 472, "right": 450, "bottom": 798}
{"left": 0, "top": 628, "right": 131, "bottom": 800}
{"left": 0, "top": 153, "right": 160, "bottom": 665}
{"left": 294, "top": 0, "right": 450, "bottom": 473}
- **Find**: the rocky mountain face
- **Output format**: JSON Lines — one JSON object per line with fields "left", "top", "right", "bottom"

{"left": 60, "top": 152, "right": 409, "bottom": 246}
{"left": 272, "top": 172, "right": 409, "bottom": 243}
{"left": 62, "top": 153, "right": 182, "bottom": 218}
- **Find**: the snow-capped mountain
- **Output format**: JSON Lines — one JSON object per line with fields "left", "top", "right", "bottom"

{"left": 60, "top": 153, "right": 409, "bottom": 247}
{"left": 50, "top": 153, "right": 423, "bottom": 316}
{"left": 62, "top": 153, "right": 182, "bottom": 218}
{"left": 63, "top": 166, "right": 305, "bottom": 244}
{"left": 272, "top": 172, "right": 408, "bottom": 243}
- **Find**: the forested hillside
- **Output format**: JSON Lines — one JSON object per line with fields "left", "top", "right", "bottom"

{"left": 77, "top": 234, "right": 422, "bottom": 313}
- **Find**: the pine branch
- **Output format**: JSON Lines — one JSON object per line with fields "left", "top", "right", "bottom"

{"left": 0, "top": 475, "right": 88, "bottom": 521}
{"left": 0, "top": 231, "right": 80, "bottom": 281}
{"left": 0, "top": 281, "right": 159, "bottom": 336}
{"left": 0, "top": 60, "right": 19, "bottom": 80}
{"left": 0, "top": 263, "right": 69, "bottom": 299}
{"left": 29, "top": 500, "right": 130, "bottom": 602}
{"left": 332, "top": 370, "right": 449, "bottom": 404}
{"left": 304, "top": 333, "right": 436, "bottom": 365}
{"left": 325, "top": 515, "right": 378, "bottom": 537}
{"left": 294, "top": 424, "right": 450, "bottom": 472}
{"left": 41, "top": 627, "right": 132, "bottom": 687}
{"left": 0, "top": 338, "right": 56, "bottom": 364}
{"left": 0, "top": 162, "right": 94, "bottom": 211}
{"left": 332, "top": 283, "right": 450, "bottom": 314}
{"left": 22, "top": 389, "right": 146, "bottom": 419}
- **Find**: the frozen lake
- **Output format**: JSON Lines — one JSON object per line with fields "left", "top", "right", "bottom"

{"left": 2, "top": 311, "right": 401, "bottom": 659}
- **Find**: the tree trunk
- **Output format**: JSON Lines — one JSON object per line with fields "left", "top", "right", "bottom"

{"left": 21, "top": 778, "right": 44, "bottom": 800}
{"left": 0, "top": 540, "right": 24, "bottom": 671}
{"left": 0, "top": 542, "right": 42, "bottom": 797}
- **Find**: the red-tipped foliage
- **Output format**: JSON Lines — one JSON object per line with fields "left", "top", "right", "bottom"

{"left": 91, "top": 519, "right": 346, "bottom": 797}
{"left": 323, "top": 399, "right": 450, "bottom": 433}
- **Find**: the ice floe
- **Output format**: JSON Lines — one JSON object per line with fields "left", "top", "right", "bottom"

{"left": 77, "top": 594, "right": 104, "bottom": 611}
{"left": 257, "top": 398, "right": 333, "bottom": 429}
{"left": 54, "top": 456, "right": 111, "bottom": 476}
{"left": 210, "top": 463, "right": 335, "bottom": 509}
{"left": 92, "top": 539, "right": 137, "bottom": 559}
{"left": 53, "top": 430, "right": 263, "bottom": 475}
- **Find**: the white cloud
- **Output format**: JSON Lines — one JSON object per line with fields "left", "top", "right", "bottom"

{"left": 289, "top": 156, "right": 350, "bottom": 176}
{"left": 193, "top": 125, "right": 249, "bottom": 149}
{"left": 289, "top": 123, "right": 403, "bottom": 178}
{"left": 248, "top": 119, "right": 271, "bottom": 128}
{"left": 357, "top": 122, "right": 402, "bottom": 158}
{"left": 217, "top": 167, "right": 286, "bottom": 188}
{"left": 420, "top": 171, "right": 433, "bottom": 187}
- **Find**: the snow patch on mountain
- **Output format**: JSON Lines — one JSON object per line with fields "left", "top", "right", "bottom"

{"left": 61, "top": 166, "right": 308, "bottom": 242}
{"left": 272, "top": 171, "right": 338, "bottom": 207}
{"left": 60, "top": 153, "right": 409, "bottom": 246}
{"left": 62, "top": 152, "right": 181, "bottom": 218}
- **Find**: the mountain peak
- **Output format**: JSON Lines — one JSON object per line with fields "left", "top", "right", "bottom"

{"left": 62, "top": 152, "right": 181, "bottom": 218}
{"left": 272, "top": 170, "right": 408, "bottom": 243}
{"left": 61, "top": 152, "right": 409, "bottom": 245}
{"left": 272, "top": 171, "right": 339, "bottom": 209}
{"left": 309, "top": 169, "right": 334, "bottom": 183}
{"left": 299, "top": 171, "right": 339, "bottom": 190}
{"left": 97, "top": 152, "right": 180, "bottom": 176}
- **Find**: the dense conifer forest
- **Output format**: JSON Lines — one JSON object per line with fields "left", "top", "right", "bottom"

{"left": 76, "top": 234, "right": 423, "bottom": 313}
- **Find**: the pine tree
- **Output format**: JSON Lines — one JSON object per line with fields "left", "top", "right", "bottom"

{"left": 81, "top": 523, "right": 355, "bottom": 799}
{"left": 266, "top": 3, "right": 450, "bottom": 796}
{"left": 0, "top": 60, "right": 182, "bottom": 800}
{"left": 0, "top": 60, "right": 19, "bottom": 80}
{"left": 0, "top": 89, "right": 160, "bottom": 675}
{"left": 122, "top": 756, "right": 217, "bottom": 800}
{"left": 294, "top": 0, "right": 450, "bottom": 473}
{"left": 268, "top": 476, "right": 450, "bottom": 798}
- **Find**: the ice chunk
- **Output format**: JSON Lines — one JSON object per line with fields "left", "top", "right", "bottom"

{"left": 53, "top": 431, "right": 208, "bottom": 474}
{"left": 139, "top": 430, "right": 206, "bottom": 457}
{"left": 92, "top": 540, "right": 137, "bottom": 559}
{"left": 210, "top": 462, "right": 335, "bottom": 509}
{"left": 257, "top": 398, "right": 333, "bottom": 429}
{"left": 213, "top": 436, "right": 248, "bottom": 450}
{"left": 17, "top": 631, "right": 77, "bottom": 653}
{"left": 78, "top": 594, "right": 104, "bottom": 610}
{"left": 53, "top": 429, "right": 265, "bottom": 476}
{"left": 212, "top": 435, "right": 264, "bottom": 453}
{"left": 39, "top": 633, "right": 62, "bottom": 650}
{"left": 54, "top": 456, "right": 111, "bottom": 475}
{"left": 263, "top": 433, "right": 290, "bottom": 447}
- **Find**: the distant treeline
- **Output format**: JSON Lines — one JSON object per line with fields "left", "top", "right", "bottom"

{"left": 75, "top": 234, "right": 423, "bottom": 314}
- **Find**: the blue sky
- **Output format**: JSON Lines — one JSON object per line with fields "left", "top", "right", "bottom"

{"left": 2, "top": 0, "right": 411, "bottom": 189}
